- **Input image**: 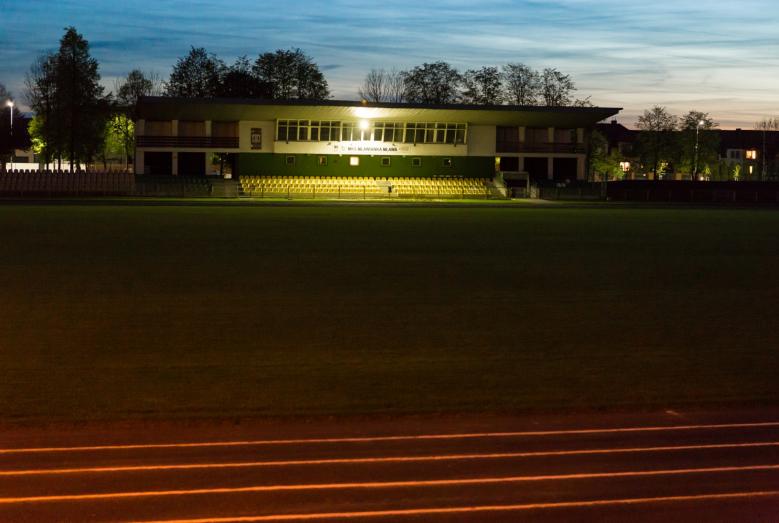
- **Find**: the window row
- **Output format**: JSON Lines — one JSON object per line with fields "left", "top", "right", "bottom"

{"left": 276, "top": 120, "right": 467, "bottom": 144}
{"left": 284, "top": 156, "right": 452, "bottom": 168}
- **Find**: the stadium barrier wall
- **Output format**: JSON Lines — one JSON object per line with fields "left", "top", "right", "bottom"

{"left": 607, "top": 181, "right": 779, "bottom": 204}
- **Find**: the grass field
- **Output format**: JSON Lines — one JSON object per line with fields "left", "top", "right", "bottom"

{"left": 1, "top": 202, "right": 777, "bottom": 422}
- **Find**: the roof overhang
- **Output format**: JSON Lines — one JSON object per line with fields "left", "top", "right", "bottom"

{"left": 137, "top": 97, "right": 621, "bottom": 128}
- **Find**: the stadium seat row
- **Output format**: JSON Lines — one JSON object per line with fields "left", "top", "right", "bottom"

{"left": 239, "top": 175, "right": 492, "bottom": 199}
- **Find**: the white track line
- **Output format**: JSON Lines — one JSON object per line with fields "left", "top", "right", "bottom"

{"left": 1, "top": 441, "right": 777, "bottom": 477}
{"left": 129, "top": 490, "right": 779, "bottom": 522}
{"left": 1, "top": 421, "right": 777, "bottom": 454}
{"left": 2, "top": 464, "right": 778, "bottom": 504}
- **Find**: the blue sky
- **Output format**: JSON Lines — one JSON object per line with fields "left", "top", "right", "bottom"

{"left": 1, "top": 0, "right": 778, "bottom": 127}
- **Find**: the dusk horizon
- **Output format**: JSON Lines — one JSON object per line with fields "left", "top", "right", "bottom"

{"left": 3, "top": 0, "right": 779, "bottom": 128}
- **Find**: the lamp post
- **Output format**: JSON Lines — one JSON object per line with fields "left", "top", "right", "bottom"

{"left": 693, "top": 119, "right": 704, "bottom": 181}
{"left": 5, "top": 100, "right": 13, "bottom": 171}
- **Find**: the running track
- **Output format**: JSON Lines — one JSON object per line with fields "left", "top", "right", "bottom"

{"left": 1, "top": 411, "right": 778, "bottom": 521}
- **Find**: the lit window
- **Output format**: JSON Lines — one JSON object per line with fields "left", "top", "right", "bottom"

{"left": 746, "top": 150, "right": 758, "bottom": 160}
{"left": 620, "top": 161, "right": 631, "bottom": 172}
{"left": 349, "top": 156, "right": 360, "bottom": 166}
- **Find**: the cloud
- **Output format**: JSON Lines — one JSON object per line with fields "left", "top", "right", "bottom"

{"left": 3, "top": 0, "right": 779, "bottom": 125}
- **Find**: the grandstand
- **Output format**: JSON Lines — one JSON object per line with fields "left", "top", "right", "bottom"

{"left": 238, "top": 176, "right": 494, "bottom": 199}
{"left": 135, "top": 98, "right": 621, "bottom": 197}
{"left": 0, "top": 170, "right": 134, "bottom": 196}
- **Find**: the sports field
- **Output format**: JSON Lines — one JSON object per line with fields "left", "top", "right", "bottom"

{"left": 1, "top": 202, "right": 777, "bottom": 421}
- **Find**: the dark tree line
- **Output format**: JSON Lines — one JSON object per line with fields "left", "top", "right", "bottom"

{"left": 164, "top": 47, "right": 329, "bottom": 100}
{"left": 358, "top": 62, "right": 588, "bottom": 106}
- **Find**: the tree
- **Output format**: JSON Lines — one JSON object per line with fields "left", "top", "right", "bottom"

{"left": 401, "top": 62, "right": 462, "bottom": 104}
{"left": 115, "top": 69, "right": 161, "bottom": 110}
{"left": 358, "top": 68, "right": 405, "bottom": 103}
{"left": 678, "top": 111, "right": 718, "bottom": 180}
{"left": 216, "top": 56, "right": 270, "bottom": 98}
{"left": 25, "top": 53, "right": 61, "bottom": 167}
{"left": 502, "top": 63, "right": 540, "bottom": 105}
{"left": 589, "top": 129, "right": 625, "bottom": 182}
{"left": 636, "top": 106, "right": 677, "bottom": 180}
{"left": 165, "top": 47, "right": 226, "bottom": 98}
{"left": 540, "top": 68, "right": 576, "bottom": 106}
{"left": 461, "top": 66, "right": 504, "bottom": 105}
{"left": 54, "top": 27, "right": 109, "bottom": 171}
{"left": 253, "top": 48, "right": 329, "bottom": 100}
{"left": 755, "top": 117, "right": 779, "bottom": 180}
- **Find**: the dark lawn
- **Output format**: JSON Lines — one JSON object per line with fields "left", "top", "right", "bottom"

{"left": 0, "top": 204, "right": 777, "bottom": 421}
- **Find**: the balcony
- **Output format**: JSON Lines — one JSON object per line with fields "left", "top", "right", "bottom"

{"left": 520, "top": 143, "right": 585, "bottom": 154}
{"left": 137, "top": 136, "right": 240, "bottom": 149}
{"left": 496, "top": 141, "right": 586, "bottom": 154}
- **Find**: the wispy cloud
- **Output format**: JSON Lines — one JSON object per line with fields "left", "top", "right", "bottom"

{"left": 1, "top": 0, "right": 779, "bottom": 126}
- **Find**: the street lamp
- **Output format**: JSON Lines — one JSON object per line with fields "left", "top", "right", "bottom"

{"left": 5, "top": 100, "right": 12, "bottom": 136}
{"left": 693, "top": 119, "right": 704, "bottom": 181}
{"left": 5, "top": 100, "right": 12, "bottom": 171}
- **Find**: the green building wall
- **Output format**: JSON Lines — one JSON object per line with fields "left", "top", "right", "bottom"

{"left": 236, "top": 153, "right": 494, "bottom": 179}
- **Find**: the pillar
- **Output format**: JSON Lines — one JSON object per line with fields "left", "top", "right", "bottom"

{"left": 517, "top": 156, "right": 525, "bottom": 172}
{"left": 171, "top": 120, "right": 179, "bottom": 176}
{"left": 547, "top": 127, "right": 555, "bottom": 143}
{"left": 547, "top": 157, "right": 554, "bottom": 180}
{"left": 577, "top": 155, "right": 585, "bottom": 180}
{"left": 135, "top": 150, "right": 144, "bottom": 175}
{"left": 204, "top": 121, "right": 214, "bottom": 176}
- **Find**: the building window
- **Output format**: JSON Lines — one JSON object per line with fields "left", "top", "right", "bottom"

{"left": 746, "top": 150, "right": 758, "bottom": 160}
{"left": 442, "top": 158, "right": 452, "bottom": 168}
{"left": 276, "top": 119, "right": 466, "bottom": 144}
{"left": 318, "top": 156, "right": 327, "bottom": 166}
{"left": 286, "top": 156, "right": 296, "bottom": 166}
{"left": 411, "top": 157, "right": 422, "bottom": 168}
{"left": 381, "top": 157, "right": 391, "bottom": 167}
{"left": 349, "top": 156, "right": 360, "bottom": 167}
{"left": 727, "top": 149, "right": 744, "bottom": 160}
{"left": 496, "top": 126, "right": 519, "bottom": 152}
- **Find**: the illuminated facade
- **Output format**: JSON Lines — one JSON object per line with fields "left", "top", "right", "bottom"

{"left": 134, "top": 98, "right": 620, "bottom": 182}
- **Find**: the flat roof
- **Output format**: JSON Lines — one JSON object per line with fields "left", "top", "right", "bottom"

{"left": 137, "top": 97, "right": 621, "bottom": 127}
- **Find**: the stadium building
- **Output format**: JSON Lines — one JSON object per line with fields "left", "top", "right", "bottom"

{"left": 135, "top": 97, "right": 620, "bottom": 197}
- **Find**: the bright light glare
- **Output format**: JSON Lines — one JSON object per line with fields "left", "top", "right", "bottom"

{"left": 359, "top": 120, "right": 370, "bottom": 130}
{"left": 5, "top": 100, "right": 13, "bottom": 107}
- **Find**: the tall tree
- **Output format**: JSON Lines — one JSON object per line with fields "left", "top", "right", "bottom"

{"left": 253, "top": 49, "right": 329, "bottom": 100}
{"left": 401, "top": 62, "right": 462, "bottom": 104}
{"left": 461, "top": 66, "right": 504, "bottom": 105}
{"left": 678, "top": 111, "right": 718, "bottom": 180}
{"left": 216, "top": 56, "right": 269, "bottom": 98}
{"left": 540, "top": 68, "right": 576, "bottom": 106}
{"left": 25, "top": 53, "right": 61, "bottom": 167}
{"left": 636, "top": 106, "right": 677, "bottom": 180}
{"left": 54, "top": 27, "right": 108, "bottom": 171}
{"left": 165, "top": 47, "right": 226, "bottom": 98}
{"left": 358, "top": 68, "right": 405, "bottom": 103}
{"left": 502, "top": 63, "right": 540, "bottom": 105}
